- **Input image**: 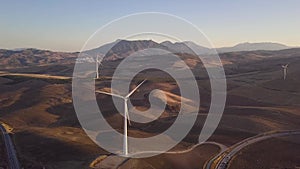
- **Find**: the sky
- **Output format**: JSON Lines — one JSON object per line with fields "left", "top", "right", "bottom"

{"left": 1, "top": 0, "right": 300, "bottom": 52}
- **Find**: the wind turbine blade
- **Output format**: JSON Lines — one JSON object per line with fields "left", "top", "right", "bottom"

{"left": 96, "top": 90, "right": 124, "bottom": 99}
{"left": 96, "top": 54, "right": 102, "bottom": 64}
{"left": 126, "top": 79, "right": 147, "bottom": 98}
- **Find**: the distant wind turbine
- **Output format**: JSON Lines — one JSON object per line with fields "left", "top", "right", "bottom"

{"left": 95, "top": 79, "right": 147, "bottom": 155}
{"left": 95, "top": 54, "right": 102, "bottom": 79}
{"left": 281, "top": 63, "right": 289, "bottom": 80}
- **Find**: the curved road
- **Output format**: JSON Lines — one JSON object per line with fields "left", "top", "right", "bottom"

{"left": 0, "top": 124, "right": 21, "bottom": 169}
{"left": 95, "top": 141, "right": 227, "bottom": 169}
{"left": 206, "top": 130, "right": 300, "bottom": 169}
{"left": 129, "top": 141, "right": 227, "bottom": 156}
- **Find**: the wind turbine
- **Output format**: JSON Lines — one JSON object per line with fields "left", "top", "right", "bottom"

{"left": 95, "top": 54, "right": 102, "bottom": 79}
{"left": 281, "top": 63, "right": 289, "bottom": 80}
{"left": 95, "top": 79, "right": 147, "bottom": 155}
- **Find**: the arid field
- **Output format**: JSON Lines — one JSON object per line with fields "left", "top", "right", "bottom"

{"left": 0, "top": 45, "right": 300, "bottom": 169}
{"left": 229, "top": 135, "right": 300, "bottom": 169}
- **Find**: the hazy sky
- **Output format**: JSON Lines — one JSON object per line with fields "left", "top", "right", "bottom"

{"left": 1, "top": 0, "right": 299, "bottom": 52}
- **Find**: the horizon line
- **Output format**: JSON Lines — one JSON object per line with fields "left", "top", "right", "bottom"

{"left": 1, "top": 40, "right": 299, "bottom": 53}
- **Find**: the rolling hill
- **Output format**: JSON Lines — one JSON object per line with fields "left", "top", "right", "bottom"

{"left": 0, "top": 40, "right": 300, "bottom": 168}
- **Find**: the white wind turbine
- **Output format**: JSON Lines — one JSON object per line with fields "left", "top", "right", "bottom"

{"left": 95, "top": 79, "right": 147, "bottom": 155}
{"left": 95, "top": 54, "right": 102, "bottom": 79}
{"left": 281, "top": 63, "right": 289, "bottom": 80}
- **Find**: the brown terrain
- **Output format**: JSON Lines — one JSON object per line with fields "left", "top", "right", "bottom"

{"left": 0, "top": 40, "right": 300, "bottom": 168}
{"left": 0, "top": 132, "right": 8, "bottom": 168}
{"left": 120, "top": 144, "right": 220, "bottom": 169}
{"left": 229, "top": 135, "right": 300, "bottom": 169}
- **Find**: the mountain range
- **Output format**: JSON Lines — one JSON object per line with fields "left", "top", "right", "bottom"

{"left": 0, "top": 40, "right": 297, "bottom": 68}
{"left": 85, "top": 40, "right": 293, "bottom": 58}
{"left": 217, "top": 42, "right": 290, "bottom": 53}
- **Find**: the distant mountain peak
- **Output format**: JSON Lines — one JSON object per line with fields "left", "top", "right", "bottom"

{"left": 218, "top": 42, "right": 290, "bottom": 53}
{"left": 234, "top": 42, "right": 288, "bottom": 47}
{"left": 160, "top": 41, "right": 212, "bottom": 55}
{"left": 83, "top": 40, "right": 293, "bottom": 59}
{"left": 84, "top": 39, "right": 167, "bottom": 61}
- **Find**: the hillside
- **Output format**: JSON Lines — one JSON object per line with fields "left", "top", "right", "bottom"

{"left": 0, "top": 48, "right": 77, "bottom": 69}
{"left": 217, "top": 42, "right": 290, "bottom": 53}
{"left": 0, "top": 44, "right": 300, "bottom": 168}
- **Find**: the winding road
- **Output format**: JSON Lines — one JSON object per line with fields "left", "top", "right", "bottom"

{"left": 0, "top": 124, "right": 21, "bottom": 169}
{"left": 95, "top": 141, "right": 227, "bottom": 169}
{"left": 206, "top": 130, "right": 300, "bottom": 169}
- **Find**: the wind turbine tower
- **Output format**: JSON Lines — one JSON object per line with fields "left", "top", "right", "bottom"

{"left": 95, "top": 54, "right": 101, "bottom": 79}
{"left": 96, "top": 79, "right": 147, "bottom": 155}
{"left": 281, "top": 64, "right": 289, "bottom": 80}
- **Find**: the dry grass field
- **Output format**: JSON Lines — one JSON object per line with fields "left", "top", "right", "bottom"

{"left": 0, "top": 133, "right": 8, "bottom": 168}
{"left": 119, "top": 144, "right": 219, "bottom": 169}
{"left": 0, "top": 48, "right": 300, "bottom": 168}
{"left": 229, "top": 135, "right": 300, "bottom": 169}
